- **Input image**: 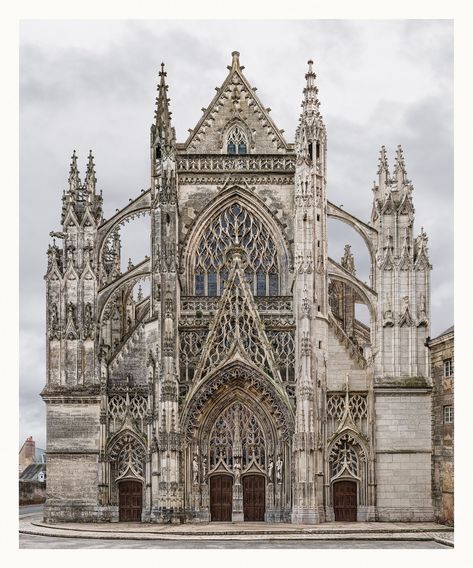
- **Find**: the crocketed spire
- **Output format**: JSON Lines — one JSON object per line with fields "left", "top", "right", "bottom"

{"left": 154, "top": 62, "right": 175, "bottom": 148}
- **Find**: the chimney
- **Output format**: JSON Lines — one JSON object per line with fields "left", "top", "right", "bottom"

{"left": 24, "top": 436, "right": 36, "bottom": 461}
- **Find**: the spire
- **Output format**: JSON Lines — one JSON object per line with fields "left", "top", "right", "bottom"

{"left": 84, "top": 150, "right": 97, "bottom": 194}
{"left": 301, "top": 59, "right": 321, "bottom": 116}
{"left": 377, "top": 145, "right": 390, "bottom": 191}
{"left": 68, "top": 150, "right": 81, "bottom": 194}
{"left": 392, "top": 144, "right": 407, "bottom": 188}
{"left": 154, "top": 62, "right": 175, "bottom": 148}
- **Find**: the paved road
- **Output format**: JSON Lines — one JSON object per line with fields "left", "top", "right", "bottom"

{"left": 19, "top": 534, "right": 448, "bottom": 549}
{"left": 19, "top": 504, "right": 44, "bottom": 517}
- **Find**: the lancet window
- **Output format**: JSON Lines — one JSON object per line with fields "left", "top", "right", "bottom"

{"left": 226, "top": 125, "right": 247, "bottom": 154}
{"left": 208, "top": 402, "right": 266, "bottom": 471}
{"left": 194, "top": 203, "right": 279, "bottom": 296}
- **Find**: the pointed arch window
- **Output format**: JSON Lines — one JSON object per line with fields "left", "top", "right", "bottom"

{"left": 193, "top": 203, "right": 279, "bottom": 296}
{"left": 227, "top": 125, "right": 247, "bottom": 155}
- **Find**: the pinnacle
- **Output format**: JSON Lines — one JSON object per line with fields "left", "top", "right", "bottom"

{"left": 377, "top": 145, "right": 389, "bottom": 174}
{"left": 300, "top": 58, "right": 321, "bottom": 118}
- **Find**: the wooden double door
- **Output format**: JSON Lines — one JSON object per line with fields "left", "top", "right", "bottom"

{"left": 333, "top": 480, "right": 357, "bottom": 521}
{"left": 210, "top": 474, "right": 266, "bottom": 522}
{"left": 118, "top": 480, "right": 143, "bottom": 522}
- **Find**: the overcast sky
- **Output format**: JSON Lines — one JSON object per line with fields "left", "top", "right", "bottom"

{"left": 19, "top": 20, "right": 453, "bottom": 449}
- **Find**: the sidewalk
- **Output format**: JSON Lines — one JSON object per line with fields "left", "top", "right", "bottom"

{"left": 19, "top": 514, "right": 454, "bottom": 546}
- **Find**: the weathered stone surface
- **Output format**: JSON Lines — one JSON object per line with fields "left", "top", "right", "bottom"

{"left": 42, "top": 53, "right": 437, "bottom": 525}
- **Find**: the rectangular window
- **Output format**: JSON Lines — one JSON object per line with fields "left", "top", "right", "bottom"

{"left": 256, "top": 271, "right": 266, "bottom": 296}
{"left": 268, "top": 272, "right": 279, "bottom": 296}
{"left": 443, "top": 405, "right": 453, "bottom": 424}
{"left": 195, "top": 274, "right": 205, "bottom": 296}
{"left": 207, "top": 271, "right": 217, "bottom": 297}
{"left": 443, "top": 358, "right": 453, "bottom": 377}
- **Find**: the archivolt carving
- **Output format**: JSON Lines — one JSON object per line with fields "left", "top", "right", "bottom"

{"left": 181, "top": 362, "right": 294, "bottom": 442}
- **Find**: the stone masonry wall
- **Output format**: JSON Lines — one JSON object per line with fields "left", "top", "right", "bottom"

{"left": 375, "top": 391, "right": 433, "bottom": 521}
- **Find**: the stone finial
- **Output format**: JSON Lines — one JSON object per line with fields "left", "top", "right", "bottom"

{"left": 231, "top": 51, "right": 241, "bottom": 71}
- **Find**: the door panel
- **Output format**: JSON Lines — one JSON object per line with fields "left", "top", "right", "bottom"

{"left": 210, "top": 475, "right": 233, "bottom": 521}
{"left": 118, "top": 480, "right": 143, "bottom": 522}
{"left": 333, "top": 480, "right": 357, "bottom": 521}
{"left": 243, "top": 475, "right": 265, "bottom": 521}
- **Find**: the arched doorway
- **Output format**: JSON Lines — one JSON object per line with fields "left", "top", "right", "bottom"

{"left": 118, "top": 480, "right": 143, "bottom": 522}
{"left": 243, "top": 474, "right": 265, "bottom": 521}
{"left": 333, "top": 480, "right": 357, "bottom": 521}
{"left": 210, "top": 475, "right": 233, "bottom": 521}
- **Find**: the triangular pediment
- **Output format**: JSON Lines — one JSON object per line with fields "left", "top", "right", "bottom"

{"left": 179, "top": 53, "right": 290, "bottom": 154}
{"left": 194, "top": 252, "right": 279, "bottom": 382}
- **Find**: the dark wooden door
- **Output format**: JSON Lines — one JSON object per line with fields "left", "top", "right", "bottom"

{"left": 210, "top": 475, "right": 233, "bottom": 521}
{"left": 118, "top": 480, "right": 143, "bottom": 522}
{"left": 333, "top": 480, "right": 357, "bottom": 521}
{"left": 243, "top": 475, "right": 265, "bottom": 521}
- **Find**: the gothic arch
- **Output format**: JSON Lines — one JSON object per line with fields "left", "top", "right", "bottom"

{"left": 181, "top": 187, "right": 292, "bottom": 295}
{"left": 220, "top": 118, "right": 254, "bottom": 153}
{"left": 107, "top": 429, "right": 147, "bottom": 481}
{"left": 327, "top": 430, "right": 370, "bottom": 509}
{"left": 181, "top": 361, "right": 294, "bottom": 443}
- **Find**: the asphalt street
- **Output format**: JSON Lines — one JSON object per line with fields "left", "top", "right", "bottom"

{"left": 19, "top": 534, "right": 448, "bottom": 549}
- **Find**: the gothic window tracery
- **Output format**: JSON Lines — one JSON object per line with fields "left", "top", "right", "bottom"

{"left": 194, "top": 203, "right": 279, "bottom": 296}
{"left": 109, "top": 434, "right": 146, "bottom": 479}
{"left": 108, "top": 395, "right": 148, "bottom": 433}
{"left": 330, "top": 436, "right": 359, "bottom": 479}
{"left": 208, "top": 402, "right": 266, "bottom": 471}
{"left": 179, "top": 330, "right": 209, "bottom": 382}
{"left": 326, "top": 394, "right": 368, "bottom": 437}
{"left": 227, "top": 125, "right": 247, "bottom": 155}
{"left": 266, "top": 330, "right": 295, "bottom": 382}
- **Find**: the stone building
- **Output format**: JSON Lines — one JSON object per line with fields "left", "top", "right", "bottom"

{"left": 42, "top": 52, "right": 434, "bottom": 524}
{"left": 428, "top": 326, "right": 454, "bottom": 525}
{"left": 19, "top": 436, "right": 45, "bottom": 475}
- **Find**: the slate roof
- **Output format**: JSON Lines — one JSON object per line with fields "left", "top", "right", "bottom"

{"left": 19, "top": 463, "right": 46, "bottom": 481}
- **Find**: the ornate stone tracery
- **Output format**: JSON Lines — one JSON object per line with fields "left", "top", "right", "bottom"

{"left": 109, "top": 433, "right": 146, "bottom": 480}
{"left": 193, "top": 202, "right": 279, "bottom": 296}
{"left": 208, "top": 402, "right": 266, "bottom": 471}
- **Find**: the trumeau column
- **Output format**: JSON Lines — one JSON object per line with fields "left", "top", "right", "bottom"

{"left": 291, "top": 60, "right": 327, "bottom": 524}
{"left": 149, "top": 63, "right": 183, "bottom": 522}
{"left": 370, "top": 146, "right": 432, "bottom": 380}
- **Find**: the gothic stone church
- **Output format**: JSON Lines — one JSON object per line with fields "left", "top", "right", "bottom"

{"left": 43, "top": 52, "right": 434, "bottom": 524}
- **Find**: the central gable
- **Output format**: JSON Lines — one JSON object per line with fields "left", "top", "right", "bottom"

{"left": 179, "top": 52, "right": 290, "bottom": 154}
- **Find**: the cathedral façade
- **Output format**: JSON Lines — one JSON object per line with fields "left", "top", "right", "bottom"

{"left": 42, "top": 52, "right": 434, "bottom": 524}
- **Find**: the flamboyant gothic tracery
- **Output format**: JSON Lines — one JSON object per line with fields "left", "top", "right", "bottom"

{"left": 194, "top": 202, "right": 279, "bottom": 296}
{"left": 43, "top": 52, "right": 434, "bottom": 526}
